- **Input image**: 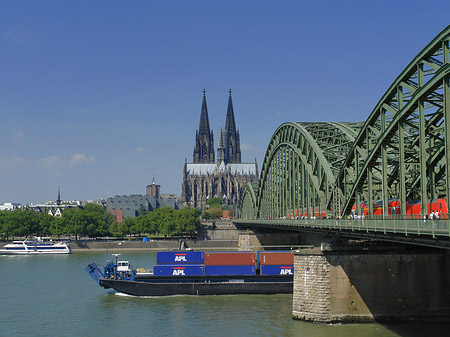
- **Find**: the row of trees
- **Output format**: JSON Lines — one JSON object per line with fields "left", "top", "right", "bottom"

{"left": 116, "top": 207, "right": 202, "bottom": 238}
{"left": 0, "top": 205, "right": 202, "bottom": 240}
{"left": 202, "top": 198, "right": 235, "bottom": 219}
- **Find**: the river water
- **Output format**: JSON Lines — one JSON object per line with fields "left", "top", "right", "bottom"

{"left": 0, "top": 251, "right": 448, "bottom": 337}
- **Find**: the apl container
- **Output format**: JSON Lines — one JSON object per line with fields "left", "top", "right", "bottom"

{"left": 204, "top": 265, "right": 256, "bottom": 276}
{"left": 258, "top": 251, "right": 294, "bottom": 266}
{"left": 204, "top": 252, "right": 256, "bottom": 266}
{"left": 153, "top": 264, "right": 205, "bottom": 276}
{"left": 156, "top": 251, "right": 205, "bottom": 264}
{"left": 260, "top": 265, "right": 294, "bottom": 275}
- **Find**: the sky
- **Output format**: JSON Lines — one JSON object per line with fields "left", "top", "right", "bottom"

{"left": 1, "top": 0, "right": 450, "bottom": 204}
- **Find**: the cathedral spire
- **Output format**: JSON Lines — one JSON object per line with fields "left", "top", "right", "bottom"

{"left": 224, "top": 89, "right": 241, "bottom": 163}
{"left": 198, "top": 89, "right": 211, "bottom": 136}
{"left": 193, "top": 89, "right": 215, "bottom": 163}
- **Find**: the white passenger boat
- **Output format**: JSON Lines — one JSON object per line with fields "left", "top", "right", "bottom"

{"left": 0, "top": 237, "right": 71, "bottom": 255}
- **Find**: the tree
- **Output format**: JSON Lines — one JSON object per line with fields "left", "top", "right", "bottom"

{"left": 206, "top": 197, "right": 223, "bottom": 208}
{"left": 38, "top": 213, "right": 54, "bottom": 235}
{"left": 208, "top": 207, "right": 223, "bottom": 219}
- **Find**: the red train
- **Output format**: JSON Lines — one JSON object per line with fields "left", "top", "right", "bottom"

{"left": 282, "top": 198, "right": 448, "bottom": 219}
{"left": 352, "top": 198, "right": 448, "bottom": 217}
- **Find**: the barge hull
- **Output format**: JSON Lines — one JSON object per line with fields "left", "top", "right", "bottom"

{"left": 99, "top": 278, "right": 293, "bottom": 296}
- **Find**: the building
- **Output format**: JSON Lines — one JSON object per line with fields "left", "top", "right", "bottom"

{"left": 106, "top": 194, "right": 181, "bottom": 223}
{"left": 0, "top": 202, "right": 22, "bottom": 211}
{"left": 181, "top": 89, "right": 258, "bottom": 210}
{"left": 146, "top": 175, "right": 161, "bottom": 199}
{"left": 28, "top": 188, "right": 81, "bottom": 216}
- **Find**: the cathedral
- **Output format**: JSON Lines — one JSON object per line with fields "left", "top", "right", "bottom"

{"left": 181, "top": 89, "right": 259, "bottom": 210}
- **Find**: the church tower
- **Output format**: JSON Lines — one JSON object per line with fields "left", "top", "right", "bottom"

{"left": 193, "top": 89, "right": 215, "bottom": 163}
{"left": 56, "top": 186, "right": 61, "bottom": 205}
{"left": 224, "top": 89, "right": 241, "bottom": 164}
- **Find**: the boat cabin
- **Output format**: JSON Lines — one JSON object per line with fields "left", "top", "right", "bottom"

{"left": 117, "top": 261, "right": 131, "bottom": 272}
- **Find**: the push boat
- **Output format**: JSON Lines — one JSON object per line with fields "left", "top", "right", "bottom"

{"left": 85, "top": 251, "right": 294, "bottom": 296}
{"left": 0, "top": 236, "right": 71, "bottom": 255}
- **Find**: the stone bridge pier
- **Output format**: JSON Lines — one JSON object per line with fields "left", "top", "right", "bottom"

{"left": 293, "top": 246, "right": 450, "bottom": 323}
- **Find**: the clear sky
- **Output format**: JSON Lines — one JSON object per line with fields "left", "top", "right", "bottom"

{"left": 1, "top": 0, "right": 450, "bottom": 204}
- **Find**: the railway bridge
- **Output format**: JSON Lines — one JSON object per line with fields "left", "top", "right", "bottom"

{"left": 236, "top": 26, "right": 450, "bottom": 323}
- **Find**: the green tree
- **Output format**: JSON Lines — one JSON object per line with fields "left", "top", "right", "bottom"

{"left": 38, "top": 213, "right": 54, "bottom": 235}
{"left": 208, "top": 207, "right": 223, "bottom": 219}
{"left": 6, "top": 210, "right": 39, "bottom": 237}
{"left": 206, "top": 197, "right": 223, "bottom": 208}
{"left": 158, "top": 207, "right": 175, "bottom": 237}
{"left": 61, "top": 208, "right": 85, "bottom": 240}
{"left": 49, "top": 217, "right": 64, "bottom": 238}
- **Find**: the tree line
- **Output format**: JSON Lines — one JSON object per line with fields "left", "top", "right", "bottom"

{"left": 0, "top": 204, "right": 202, "bottom": 240}
{"left": 201, "top": 197, "right": 235, "bottom": 219}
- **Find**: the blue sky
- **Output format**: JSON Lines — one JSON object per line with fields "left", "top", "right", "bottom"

{"left": 1, "top": 1, "right": 450, "bottom": 204}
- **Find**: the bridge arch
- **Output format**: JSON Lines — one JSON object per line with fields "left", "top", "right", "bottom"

{"left": 241, "top": 26, "right": 450, "bottom": 219}
{"left": 337, "top": 25, "right": 450, "bottom": 216}
{"left": 241, "top": 122, "right": 361, "bottom": 219}
{"left": 240, "top": 183, "right": 258, "bottom": 219}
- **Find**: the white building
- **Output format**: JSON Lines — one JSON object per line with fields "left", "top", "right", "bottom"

{"left": 0, "top": 202, "right": 22, "bottom": 211}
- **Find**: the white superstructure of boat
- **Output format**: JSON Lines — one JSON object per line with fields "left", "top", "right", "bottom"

{"left": 0, "top": 237, "right": 71, "bottom": 255}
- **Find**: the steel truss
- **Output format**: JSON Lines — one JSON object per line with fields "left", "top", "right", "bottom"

{"left": 241, "top": 25, "right": 450, "bottom": 220}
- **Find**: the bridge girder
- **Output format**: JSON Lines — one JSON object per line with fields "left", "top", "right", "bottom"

{"left": 337, "top": 25, "right": 450, "bottom": 216}
{"left": 249, "top": 122, "right": 361, "bottom": 219}
{"left": 241, "top": 25, "right": 450, "bottom": 220}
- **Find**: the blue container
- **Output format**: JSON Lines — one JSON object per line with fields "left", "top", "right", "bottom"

{"left": 142, "top": 237, "right": 149, "bottom": 242}
{"left": 153, "top": 264, "right": 205, "bottom": 276}
{"left": 260, "top": 265, "right": 294, "bottom": 275}
{"left": 204, "top": 265, "right": 256, "bottom": 276}
{"left": 157, "top": 251, "right": 205, "bottom": 264}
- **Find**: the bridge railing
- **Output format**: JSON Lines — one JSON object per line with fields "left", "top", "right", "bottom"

{"left": 236, "top": 218, "right": 450, "bottom": 238}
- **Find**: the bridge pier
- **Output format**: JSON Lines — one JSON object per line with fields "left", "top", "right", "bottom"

{"left": 293, "top": 246, "right": 450, "bottom": 323}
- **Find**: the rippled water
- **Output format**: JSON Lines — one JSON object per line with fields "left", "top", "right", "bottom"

{"left": 0, "top": 251, "right": 448, "bottom": 337}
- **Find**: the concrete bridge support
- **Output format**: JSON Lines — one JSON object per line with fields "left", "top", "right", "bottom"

{"left": 292, "top": 247, "right": 450, "bottom": 323}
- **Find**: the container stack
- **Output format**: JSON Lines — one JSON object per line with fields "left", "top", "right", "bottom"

{"left": 204, "top": 252, "right": 256, "bottom": 276}
{"left": 154, "top": 251, "right": 205, "bottom": 276}
{"left": 153, "top": 251, "right": 293, "bottom": 277}
{"left": 258, "top": 251, "right": 294, "bottom": 275}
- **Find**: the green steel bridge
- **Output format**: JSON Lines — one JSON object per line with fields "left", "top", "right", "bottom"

{"left": 238, "top": 25, "right": 450, "bottom": 249}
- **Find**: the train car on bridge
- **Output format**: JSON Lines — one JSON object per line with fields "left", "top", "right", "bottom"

{"left": 353, "top": 198, "right": 448, "bottom": 218}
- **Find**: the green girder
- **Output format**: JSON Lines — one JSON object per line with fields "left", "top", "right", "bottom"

{"left": 241, "top": 122, "right": 362, "bottom": 219}
{"left": 241, "top": 25, "right": 450, "bottom": 219}
{"left": 338, "top": 25, "right": 450, "bottom": 216}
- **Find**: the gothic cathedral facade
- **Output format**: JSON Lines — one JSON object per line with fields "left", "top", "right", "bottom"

{"left": 181, "top": 90, "right": 259, "bottom": 211}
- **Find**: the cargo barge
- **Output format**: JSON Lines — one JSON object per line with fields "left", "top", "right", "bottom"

{"left": 85, "top": 251, "right": 294, "bottom": 296}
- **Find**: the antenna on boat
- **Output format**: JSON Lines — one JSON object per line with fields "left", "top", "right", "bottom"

{"left": 112, "top": 254, "right": 121, "bottom": 265}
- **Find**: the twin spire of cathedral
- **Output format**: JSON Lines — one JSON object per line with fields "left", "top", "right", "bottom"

{"left": 193, "top": 89, "right": 241, "bottom": 165}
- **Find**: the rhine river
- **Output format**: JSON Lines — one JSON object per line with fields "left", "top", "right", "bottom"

{"left": 0, "top": 251, "right": 449, "bottom": 337}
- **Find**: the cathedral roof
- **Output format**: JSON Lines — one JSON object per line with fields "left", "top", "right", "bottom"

{"left": 186, "top": 162, "right": 257, "bottom": 176}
